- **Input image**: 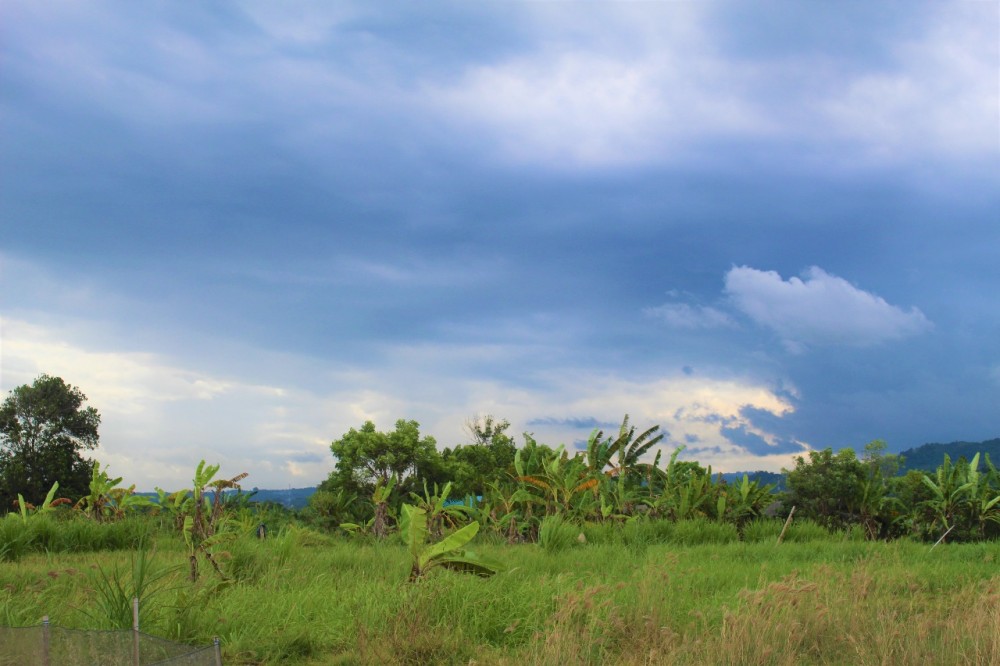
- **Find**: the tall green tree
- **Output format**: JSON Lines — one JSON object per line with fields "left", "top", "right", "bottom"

{"left": 441, "top": 414, "right": 517, "bottom": 497}
{"left": 324, "top": 419, "right": 440, "bottom": 499}
{"left": 783, "top": 447, "right": 866, "bottom": 529}
{"left": 0, "top": 374, "right": 100, "bottom": 509}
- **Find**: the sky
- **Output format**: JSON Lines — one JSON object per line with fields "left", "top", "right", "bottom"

{"left": 1, "top": 1, "right": 998, "bottom": 491}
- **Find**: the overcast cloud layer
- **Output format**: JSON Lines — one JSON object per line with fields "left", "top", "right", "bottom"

{"left": 1, "top": 1, "right": 998, "bottom": 490}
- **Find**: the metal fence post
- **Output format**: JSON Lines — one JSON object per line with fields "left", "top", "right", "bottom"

{"left": 41, "top": 616, "right": 51, "bottom": 666}
{"left": 132, "top": 597, "right": 140, "bottom": 666}
{"left": 214, "top": 636, "right": 223, "bottom": 666}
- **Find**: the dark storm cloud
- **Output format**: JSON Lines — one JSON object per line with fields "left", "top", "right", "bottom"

{"left": 1, "top": 0, "right": 997, "bottom": 486}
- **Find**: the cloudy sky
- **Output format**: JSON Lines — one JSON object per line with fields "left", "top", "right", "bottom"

{"left": 2, "top": 1, "right": 998, "bottom": 491}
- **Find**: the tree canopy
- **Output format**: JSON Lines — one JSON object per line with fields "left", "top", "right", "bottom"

{"left": 324, "top": 419, "right": 440, "bottom": 498}
{"left": 0, "top": 374, "right": 100, "bottom": 507}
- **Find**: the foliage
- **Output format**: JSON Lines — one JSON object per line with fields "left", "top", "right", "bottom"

{"left": 0, "top": 513, "right": 149, "bottom": 561}
{"left": 916, "top": 452, "right": 1000, "bottom": 541}
{"left": 9, "top": 524, "right": 1000, "bottom": 665}
{"left": 538, "top": 514, "right": 580, "bottom": 552}
{"left": 0, "top": 374, "right": 100, "bottom": 508}
{"left": 325, "top": 419, "right": 440, "bottom": 500}
{"left": 441, "top": 415, "right": 517, "bottom": 497}
{"left": 75, "top": 461, "right": 152, "bottom": 522}
{"left": 783, "top": 447, "right": 867, "bottom": 530}
{"left": 306, "top": 487, "right": 361, "bottom": 531}
{"left": 897, "top": 437, "right": 1000, "bottom": 473}
{"left": 174, "top": 460, "right": 248, "bottom": 581}
{"left": 398, "top": 503, "right": 500, "bottom": 581}
{"left": 82, "top": 539, "right": 180, "bottom": 629}
{"left": 370, "top": 474, "right": 396, "bottom": 539}
{"left": 408, "top": 480, "right": 468, "bottom": 539}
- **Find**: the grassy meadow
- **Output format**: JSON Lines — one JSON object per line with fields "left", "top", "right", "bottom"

{"left": 2, "top": 517, "right": 999, "bottom": 665}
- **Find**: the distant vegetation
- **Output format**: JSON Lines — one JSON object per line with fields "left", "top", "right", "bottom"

{"left": 898, "top": 438, "right": 1000, "bottom": 473}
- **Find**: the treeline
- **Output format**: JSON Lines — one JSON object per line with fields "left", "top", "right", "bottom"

{"left": 3, "top": 374, "right": 997, "bottom": 545}
{"left": 310, "top": 416, "right": 1000, "bottom": 544}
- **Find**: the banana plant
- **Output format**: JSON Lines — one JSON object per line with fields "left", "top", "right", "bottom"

{"left": 371, "top": 475, "right": 397, "bottom": 539}
{"left": 399, "top": 503, "right": 501, "bottom": 582}
{"left": 919, "top": 454, "right": 974, "bottom": 538}
{"left": 722, "top": 474, "right": 776, "bottom": 527}
{"left": 958, "top": 453, "right": 1000, "bottom": 538}
{"left": 606, "top": 414, "right": 664, "bottom": 485}
{"left": 339, "top": 517, "right": 376, "bottom": 537}
{"left": 180, "top": 461, "right": 249, "bottom": 581}
{"left": 654, "top": 462, "right": 715, "bottom": 521}
{"left": 75, "top": 462, "right": 151, "bottom": 522}
{"left": 153, "top": 487, "right": 191, "bottom": 531}
{"left": 482, "top": 481, "right": 535, "bottom": 543}
{"left": 74, "top": 462, "right": 123, "bottom": 521}
{"left": 516, "top": 445, "right": 598, "bottom": 517}
{"left": 408, "top": 480, "right": 469, "bottom": 539}
{"left": 15, "top": 481, "right": 68, "bottom": 525}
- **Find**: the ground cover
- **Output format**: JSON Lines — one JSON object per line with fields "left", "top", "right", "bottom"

{"left": 2, "top": 521, "right": 998, "bottom": 665}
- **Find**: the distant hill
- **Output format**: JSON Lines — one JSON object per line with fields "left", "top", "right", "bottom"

{"left": 243, "top": 487, "right": 316, "bottom": 509}
{"left": 137, "top": 487, "right": 317, "bottom": 510}
{"left": 719, "top": 471, "right": 786, "bottom": 492}
{"left": 897, "top": 438, "right": 1000, "bottom": 473}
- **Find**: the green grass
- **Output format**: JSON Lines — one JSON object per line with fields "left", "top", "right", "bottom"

{"left": 1, "top": 520, "right": 998, "bottom": 665}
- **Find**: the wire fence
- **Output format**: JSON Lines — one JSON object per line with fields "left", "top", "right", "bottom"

{"left": 1, "top": 613, "right": 222, "bottom": 666}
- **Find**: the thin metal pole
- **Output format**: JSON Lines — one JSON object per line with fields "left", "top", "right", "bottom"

{"left": 214, "top": 636, "right": 223, "bottom": 666}
{"left": 930, "top": 524, "right": 955, "bottom": 551}
{"left": 41, "top": 615, "right": 51, "bottom": 666}
{"left": 132, "top": 597, "right": 140, "bottom": 666}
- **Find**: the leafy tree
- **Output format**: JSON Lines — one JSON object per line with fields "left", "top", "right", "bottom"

{"left": 783, "top": 448, "right": 866, "bottom": 530}
{"left": 441, "top": 415, "right": 517, "bottom": 497}
{"left": 0, "top": 374, "right": 100, "bottom": 509}
{"left": 324, "top": 420, "right": 441, "bottom": 522}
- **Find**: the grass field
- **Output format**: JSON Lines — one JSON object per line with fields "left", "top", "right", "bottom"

{"left": 2, "top": 520, "right": 999, "bottom": 665}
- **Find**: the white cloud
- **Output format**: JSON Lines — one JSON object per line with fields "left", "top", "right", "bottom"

{"left": 1, "top": 312, "right": 808, "bottom": 488}
{"left": 819, "top": 2, "right": 999, "bottom": 163}
{"left": 513, "top": 372, "right": 800, "bottom": 473}
{"left": 427, "top": 44, "right": 766, "bottom": 168}
{"left": 644, "top": 302, "right": 736, "bottom": 330}
{"left": 724, "top": 266, "right": 932, "bottom": 351}
{"left": 0, "top": 317, "right": 335, "bottom": 490}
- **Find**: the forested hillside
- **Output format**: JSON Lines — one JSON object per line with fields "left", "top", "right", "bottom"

{"left": 897, "top": 438, "right": 1000, "bottom": 472}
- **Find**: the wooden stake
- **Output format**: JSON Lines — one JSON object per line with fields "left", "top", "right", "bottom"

{"left": 777, "top": 506, "right": 796, "bottom": 545}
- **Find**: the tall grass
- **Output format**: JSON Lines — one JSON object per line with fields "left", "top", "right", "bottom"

{"left": 538, "top": 515, "right": 579, "bottom": 552}
{"left": 1, "top": 520, "right": 998, "bottom": 665}
{"left": 0, "top": 514, "right": 151, "bottom": 561}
